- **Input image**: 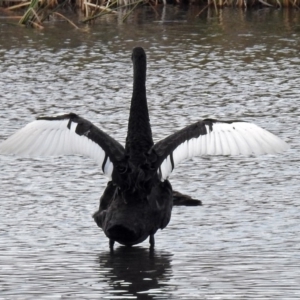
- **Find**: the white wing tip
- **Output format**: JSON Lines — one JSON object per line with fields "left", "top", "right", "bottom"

{"left": 272, "top": 139, "right": 290, "bottom": 153}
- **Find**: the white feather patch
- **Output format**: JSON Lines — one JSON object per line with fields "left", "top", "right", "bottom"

{"left": 159, "top": 121, "right": 289, "bottom": 180}
{"left": 0, "top": 119, "right": 112, "bottom": 178}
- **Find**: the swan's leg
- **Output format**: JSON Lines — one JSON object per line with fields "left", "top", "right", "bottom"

{"left": 149, "top": 234, "right": 155, "bottom": 249}
{"left": 109, "top": 239, "right": 115, "bottom": 250}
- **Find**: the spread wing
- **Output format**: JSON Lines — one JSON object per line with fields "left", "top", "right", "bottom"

{"left": 153, "top": 119, "right": 289, "bottom": 180}
{"left": 0, "top": 113, "right": 125, "bottom": 178}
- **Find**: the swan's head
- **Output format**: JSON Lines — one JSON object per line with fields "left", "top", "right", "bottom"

{"left": 131, "top": 46, "right": 146, "bottom": 62}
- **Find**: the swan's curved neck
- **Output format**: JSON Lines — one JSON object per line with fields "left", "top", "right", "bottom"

{"left": 126, "top": 50, "right": 153, "bottom": 165}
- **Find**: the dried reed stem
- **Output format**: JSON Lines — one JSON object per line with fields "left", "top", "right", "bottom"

{"left": 53, "top": 11, "right": 80, "bottom": 29}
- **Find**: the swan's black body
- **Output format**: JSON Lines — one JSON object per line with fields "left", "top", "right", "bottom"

{"left": 93, "top": 48, "right": 174, "bottom": 248}
{"left": 0, "top": 47, "right": 289, "bottom": 249}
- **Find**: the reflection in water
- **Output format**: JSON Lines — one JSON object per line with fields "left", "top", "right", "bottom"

{"left": 98, "top": 247, "right": 173, "bottom": 299}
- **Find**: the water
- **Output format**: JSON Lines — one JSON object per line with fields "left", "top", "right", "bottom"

{"left": 0, "top": 7, "right": 300, "bottom": 299}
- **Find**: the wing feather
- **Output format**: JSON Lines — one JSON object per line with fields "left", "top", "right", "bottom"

{"left": 219, "top": 128, "right": 231, "bottom": 155}
{"left": 201, "top": 128, "right": 208, "bottom": 155}
{"left": 153, "top": 119, "right": 289, "bottom": 180}
{"left": 0, "top": 113, "right": 125, "bottom": 178}
{"left": 215, "top": 131, "right": 223, "bottom": 155}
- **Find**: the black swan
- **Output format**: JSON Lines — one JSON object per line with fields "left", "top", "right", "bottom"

{"left": 0, "top": 47, "right": 289, "bottom": 249}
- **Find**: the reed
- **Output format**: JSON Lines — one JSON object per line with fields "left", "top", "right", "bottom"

{"left": 0, "top": 0, "right": 299, "bottom": 27}
{"left": 5, "top": 0, "right": 80, "bottom": 28}
{"left": 18, "top": 0, "right": 40, "bottom": 27}
{"left": 81, "top": 0, "right": 154, "bottom": 23}
{"left": 2, "top": 0, "right": 299, "bottom": 9}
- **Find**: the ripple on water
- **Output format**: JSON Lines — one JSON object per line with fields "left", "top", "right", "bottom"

{"left": 0, "top": 8, "right": 300, "bottom": 299}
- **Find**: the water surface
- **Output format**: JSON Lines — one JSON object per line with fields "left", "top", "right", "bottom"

{"left": 0, "top": 7, "right": 299, "bottom": 299}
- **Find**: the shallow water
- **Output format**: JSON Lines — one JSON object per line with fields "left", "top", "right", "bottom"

{"left": 0, "top": 7, "right": 300, "bottom": 299}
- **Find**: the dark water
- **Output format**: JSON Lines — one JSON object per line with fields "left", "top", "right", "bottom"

{"left": 0, "top": 7, "right": 299, "bottom": 299}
